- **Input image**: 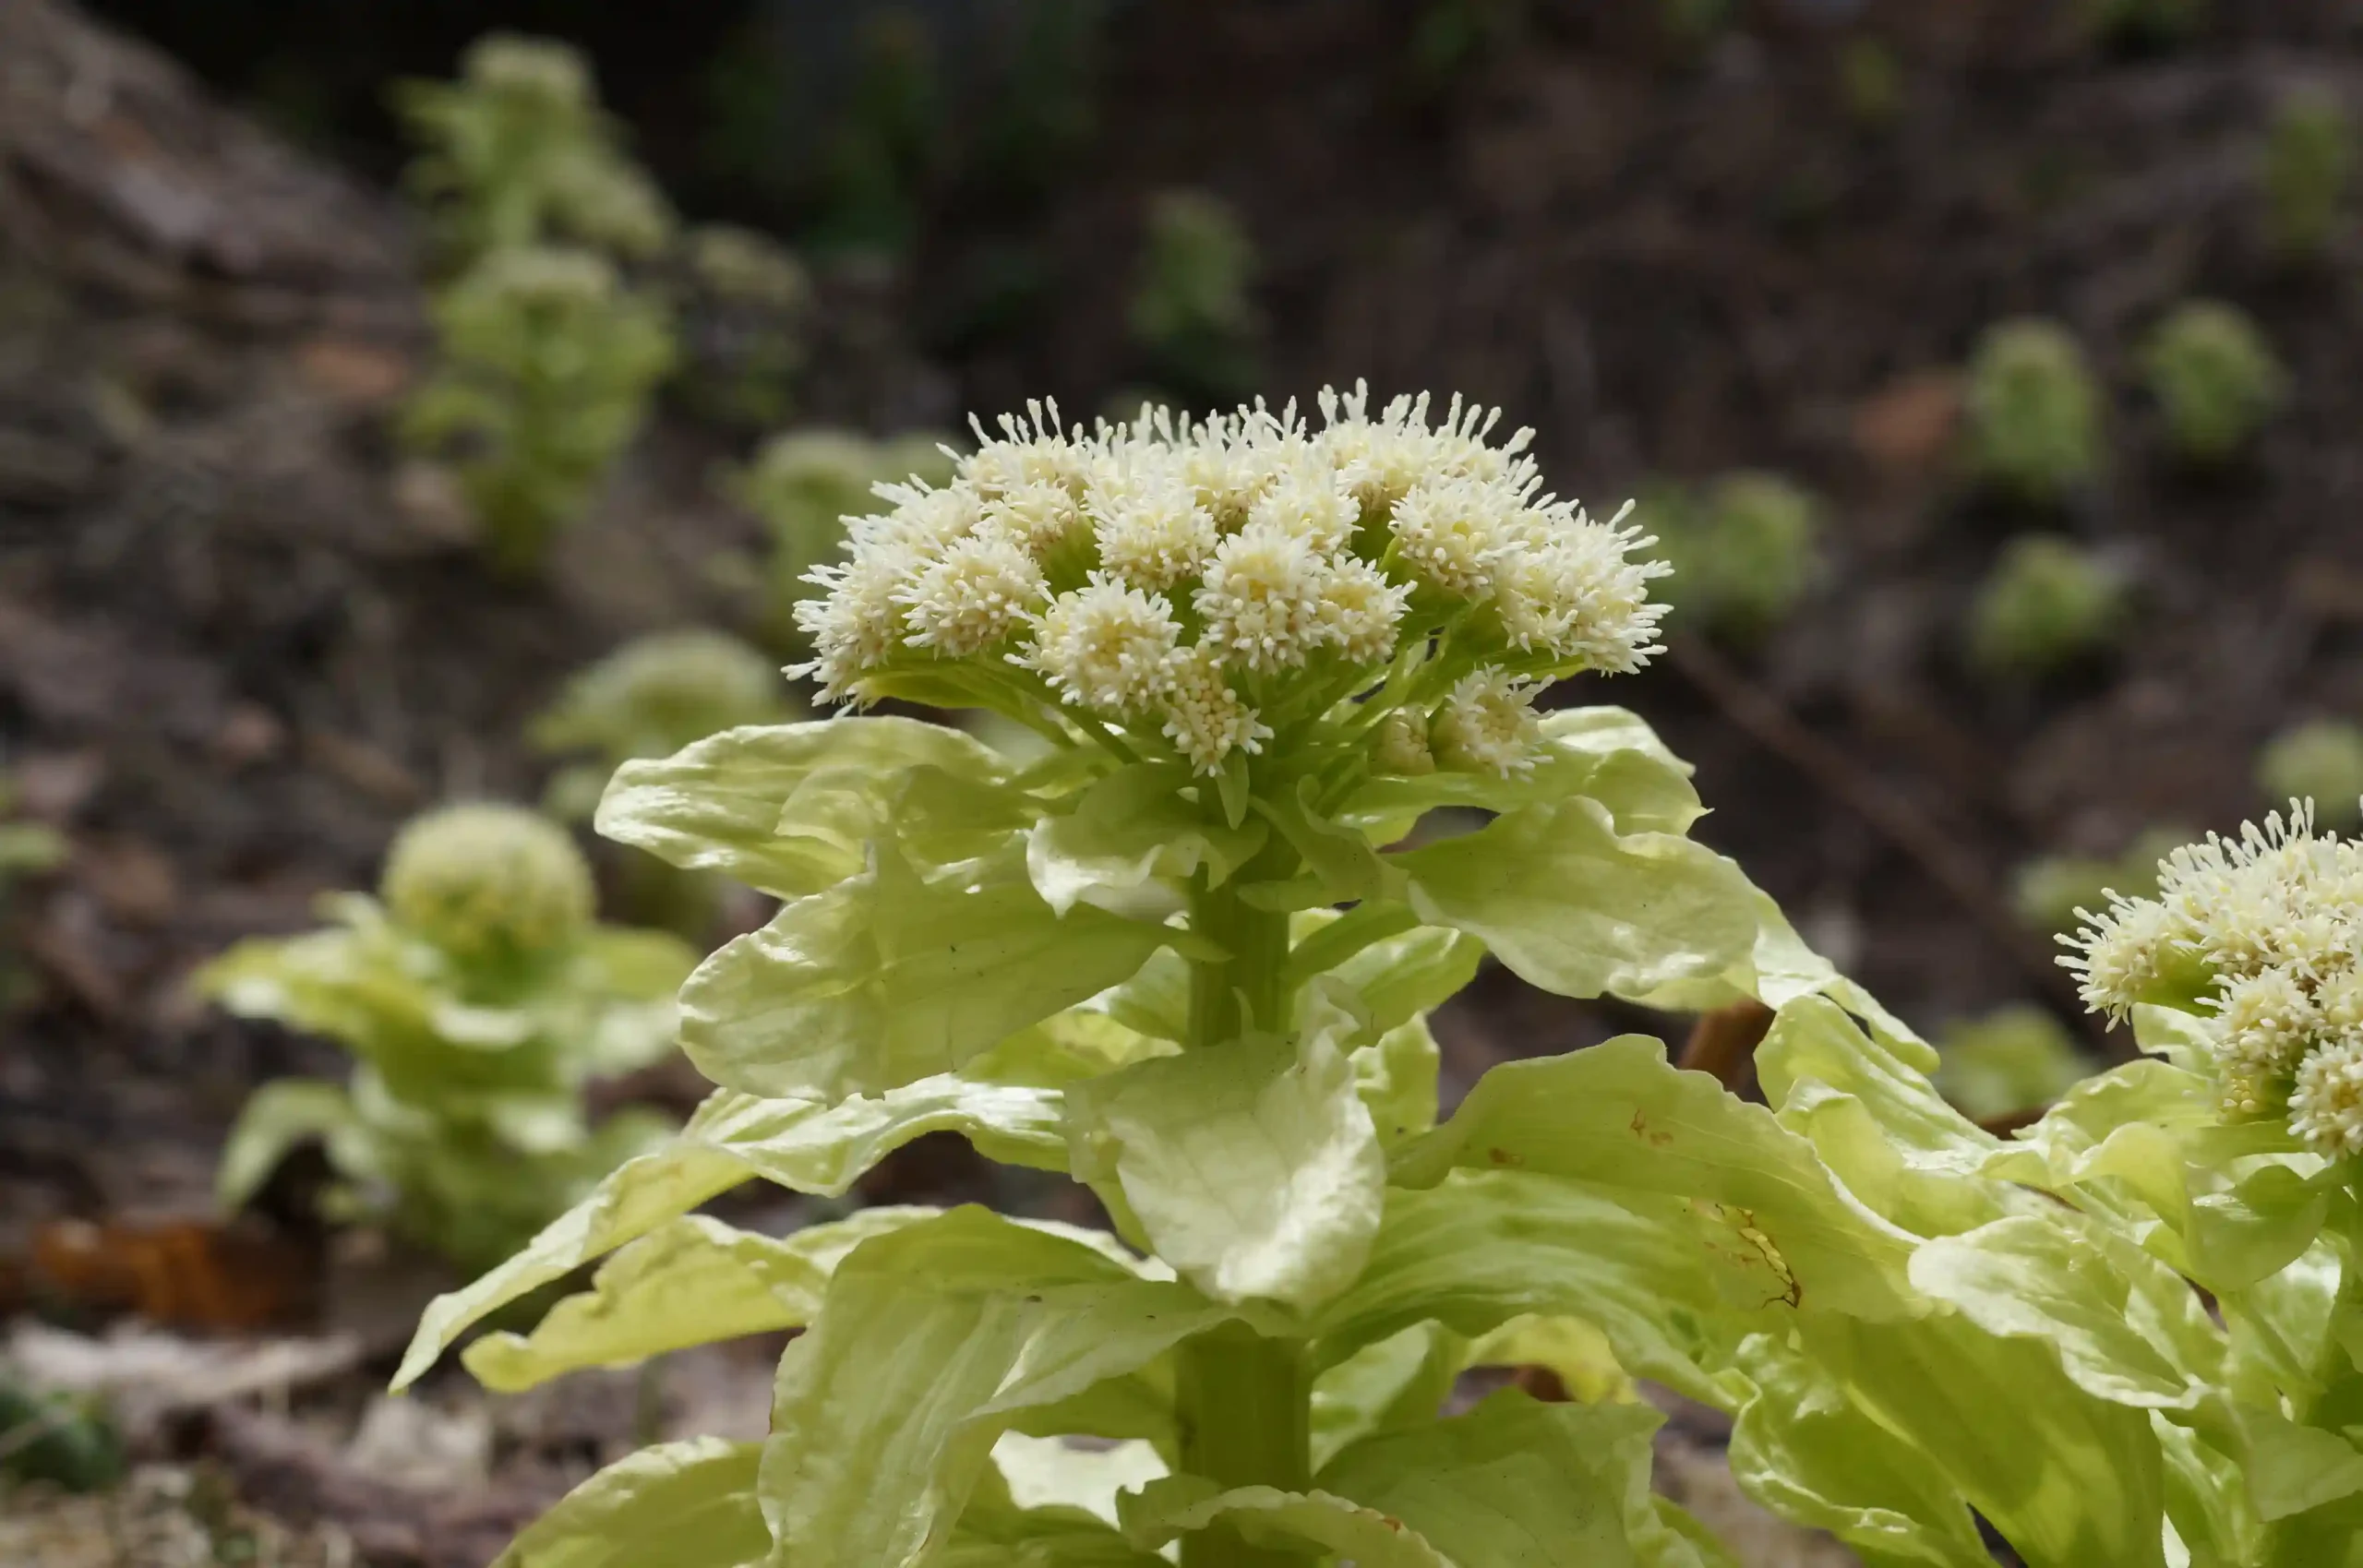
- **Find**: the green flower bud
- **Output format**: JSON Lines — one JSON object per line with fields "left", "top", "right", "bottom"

{"left": 2258, "top": 720, "right": 2363, "bottom": 831}
{"left": 2141, "top": 300, "right": 2286, "bottom": 465}
{"left": 1964, "top": 319, "right": 2105, "bottom": 508}
{"left": 1968, "top": 535, "right": 2129, "bottom": 679}
{"left": 380, "top": 803, "right": 595, "bottom": 966}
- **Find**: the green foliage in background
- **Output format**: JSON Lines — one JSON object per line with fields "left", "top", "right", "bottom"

{"left": 1933, "top": 1003, "right": 2090, "bottom": 1123}
{"left": 0, "top": 772, "right": 65, "bottom": 895}
{"left": 0, "top": 1381, "right": 123, "bottom": 1496}
{"left": 2081, "top": 0, "right": 2208, "bottom": 49}
{"left": 2259, "top": 719, "right": 2363, "bottom": 831}
{"left": 1129, "top": 192, "right": 1262, "bottom": 409}
{"left": 402, "top": 246, "right": 677, "bottom": 573}
{"left": 2265, "top": 86, "right": 2353, "bottom": 262}
{"left": 1838, "top": 37, "right": 1904, "bottom": 131}
{"left": 1647, "top": 473, "right": 1820, "bottom": 643}
{"left": 1969, "top": 534, "right": 2129, "bottom": 678}
{"left": 2142, "top": 300, "right": 2287, "bottom": 466}
{"left": 975, "top": 0, "right": 1110, "bottom": 197}
{"left": 393, "top": 33, "right": 673, "bottom": 273}
{"left": 732, "top": 427, "right": 957, "bottom": 650}
{"left": 2012, "top": 825, "right": 2191, "bottom": 940}
{"left": 534, "top": 629, "right": 798, "bottom": 824}
{"left": 673, "top": 224, "right": 813, "bottom": 432}
{"left": 810, "top": 10, "right": 942, "bottom": 257}
{"left": 1964, "top": 318, "right": 2105, "bottom": 508}
{"left": 204, "top": 805, "right": 697, "bottom": 1275}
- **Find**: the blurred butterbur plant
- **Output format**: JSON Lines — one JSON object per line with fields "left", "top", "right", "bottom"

{"left": 2011, "top": 825, "right": 2191, "bottom": 940}
{"left": 532, "top": 628, "right": 797, "bottom": 823}
{"left": 674, "top": 223, "right": 812, "bottom": 431}
{"left": 402, "top": 246, "right": 676, "bottom": 573}
{"left": 1964, "top": 317, "right": 2105, "bottom": 509}
{"left": 2264, "top": 86, "right": 2352, "bottom": 263}
{"left": 1649, "top": 472, "right": 1820, "bottom": 643}
{"left": 2258, "top": 719, "right": 2363, "bottom": 831}
{"left": 1934, "top": 1003, "right": 2090, "bottom": 1123}
{"left": 204, "top": 804, "right": 696, "bottom": 1275}
{"left": 2141, "top": 299, "right": 2286, "bottom": 466}
{"left": 2081, "top": 0, "right": 2207, "bottom": 49}
{"left": 394, "top": 33, "right": 673, "bottom": 272}
{"left": 1129, "top": 191, "right": 1262, "bottom": 409}
{"left": 1968, "top": 534, "right": 2129, "bottom": 679}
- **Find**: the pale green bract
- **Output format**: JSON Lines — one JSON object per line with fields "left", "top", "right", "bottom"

{"left": 402, "top": 393, "right": 2363, "bottom": 1568}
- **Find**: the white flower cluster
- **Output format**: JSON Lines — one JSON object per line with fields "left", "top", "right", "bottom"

{"left": 2064, "top": 805, "right": 2363, "bottom": 1155}
{"left": 791, "top": 387, "right": 1666, "bottom": 774}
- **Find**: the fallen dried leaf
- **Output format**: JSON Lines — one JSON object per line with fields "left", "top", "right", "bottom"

{"left": 27, "top": 1215, "right": 318, "bottom": 1331}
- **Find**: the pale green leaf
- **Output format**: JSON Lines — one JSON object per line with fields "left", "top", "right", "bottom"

{"left": 1310, "top": 1322, "right": 1463, "bottom": 1468}
{"left": 1758, "top": 995, "right": 2010, "bottom": 1239}
{"left": 1122, "top": 1391, "right": 1673, "bottom": 1568}
{"left": 682, "top": 843, "right": 1172, "bottom": 1100}
{"left": 1027, "top": 763, "right": 1266, "bottom": 918}
{"left": 761, "top": 1207, "right": 1250, "bottom": 1568}
{"left": 216, "top": 1080, "right": 360, "bottom": 1212}
{"left": 1805, "top": 1312, "right": 2169, "bottom": 1568}
{"left": 1313, "top": 1169, "right": 1733, "bottom": 1405}
{"left": 1352, "top": 1014, "right": 1442, "bottom": 1147}
{"left": 990, "top": 1434, "right": 1168, "bottom": 1526}
{"left": 2237, "top": 1405, "right": 2363, "bottom": 1521}
{"left": 1118, "top": 1478, "right": 1451, "bottom": 1567}
{"left": 491, "top": 1437, "right": 769, "bottom": 1568}
{"left": 1398, "top": 796, "right": 1762, "bottom": 1005}
{"left": 1463, "top": 1314, "right": 1637, "bottom": 1405}
{"left": 1725, "top": 1333, "right": 1993, "bottom": 1568}
{"left": 393, "top": 1075, "right": 1068, "bottom": 1389}
{"left": 1908, "top": 1214, "right": 2225, "bottom": 1409}
{"left": 1319, "top": 1391, "right": 1673, "bottom": 1568}
{"left": 595, "top": 717, "right": 1026, "bottom": 899}
{"left": 1392, "top": 1036, "right": 1921, "bottom": 1323}
{"left": 463, "top": 1208, "right": 937, "bottom": 1391}
{"left": 1063, "top": 1011, "right": 1384, "bottom": 1313}
{"left": 1339, "top": 705, "right": 1705, "bottom": 841}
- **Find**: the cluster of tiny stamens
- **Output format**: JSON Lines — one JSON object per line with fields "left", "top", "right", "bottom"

{"left": 2064, "top": 803, "right": 2363, "bottom": 1155}
{"left": 791, "top": 386, "right": 1666, "bottom": 776}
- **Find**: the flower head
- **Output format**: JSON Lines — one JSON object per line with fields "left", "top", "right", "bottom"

{"left": 2065, "top": 804, "right": 2363, "bottom": 1157}
{"left": 381, "top": 803, "right": 594, "bottom": 967}
{"left": 790, "top": 384, "right": 1661, "bottom": 772}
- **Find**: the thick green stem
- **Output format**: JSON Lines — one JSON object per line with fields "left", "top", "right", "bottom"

{"left": 1175, "top": 1324, "right": 1314, "bottom": 1568}
{"left": 1175, "top": 850, "right": 1314, "bottom": 1568}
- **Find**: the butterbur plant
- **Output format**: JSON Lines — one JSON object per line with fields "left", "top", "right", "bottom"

{"left": 1129, "top": 192, "right": 1262, "bottom": 408}
{"left": 395, "top": 34, "right": 673, "bottom": 272}
{"left": 2257, "top": 719, "right": 2363, "bottom": 831}
{"left": 1969, "top": 533, "right": 2129, "bottom": 679}
{"left": 1649, "top": 471, "right": 1820, "bottom": 643}
{"left": 2142, "top": 300, "right": 2287, "bottom": 466}
{"left": 402, "top": 245, "right": 677, "bottom": 572}
{"left": 205, "top": 805, "right": 697, "bottom": 1274}
{"left": 532, "top": 628, "right": 798, "bottom": 823}
{"left": 2264, "top": 87, "right": 2352, "bottom": 263}
{"left": 2012, "top": 825, "right": 2190, "bottom": 940}
{"left": 1965, "top": 317, "right": 2105, "bottom": 509}
{"left": 1934, "top": 1003, "right": 2090, "bottom": 1123}
{"left": 394, "top": 389, "right": 2363, "bottom": 1568}
{"left": 675, "top": 224, "right": 813, "bottom": 431}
